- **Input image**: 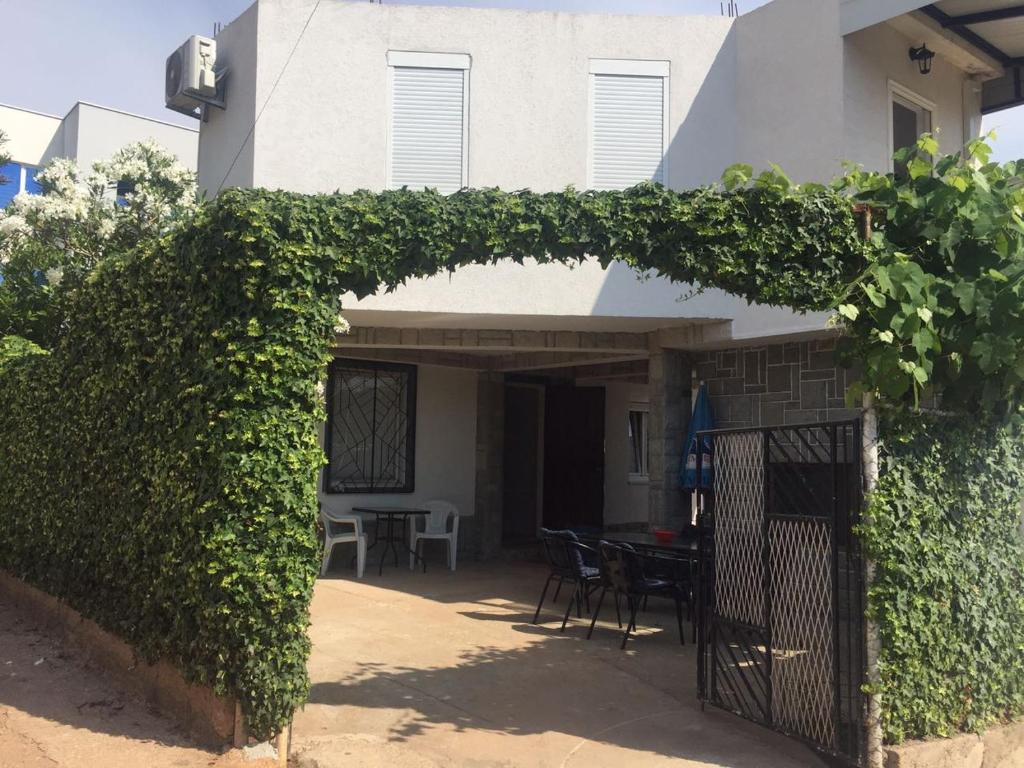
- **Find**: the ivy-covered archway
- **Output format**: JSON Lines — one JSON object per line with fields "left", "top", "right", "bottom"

{"left": 0, "top": 138, "right": 1022, "bottom": 742}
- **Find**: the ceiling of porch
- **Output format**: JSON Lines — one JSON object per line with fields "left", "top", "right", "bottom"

{"left": 331, "top": 320, "right": 731, "bottom": 384}
{"left": 339, "top": 309, "right": 726, "bottom": 334}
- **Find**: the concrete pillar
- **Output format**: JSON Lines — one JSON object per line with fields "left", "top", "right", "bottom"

{"left": 648, "top": 348, "right": 690, "bottom": 529}
{"left": 470, "top": 372, "right": 505, "bottom": 560}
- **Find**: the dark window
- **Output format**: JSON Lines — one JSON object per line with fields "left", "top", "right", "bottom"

{"left": 324, "top": 359, "right": 417, "bottom": 493}
{"left": 115, "top": 179, "right": 135, "bottom": 205}
{"left": 891, "top": 92, "right": 931, "bottom": 179}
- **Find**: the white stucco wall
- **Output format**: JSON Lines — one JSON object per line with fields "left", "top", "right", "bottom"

{"left": 318, "top": 364, "right": 478, "bottom": 523}
{"left": 242, "top": 0, "right": 736, "bottom": 195}
{"left": 61, "top": 103, "right": 199, "bottom": 171}
{"left": 843, "top": 23, "right": 968, "bottom": 171}
{"left": 198, "top": 2, "right": 258, "bottom": 194}
{"left": 0, "top": 105, "right": 62, "bottom": 166}
{"left": 2, "top": 102, "right": 198, "bottom": 173}
{"left": 603, "top": 382, "right": 651, "bottom": 528}
{"left": 735, "top": 0, "right": 847, "bottom": 182}
{"left": 199, "top": 0, "right": 984, "bottom": 345}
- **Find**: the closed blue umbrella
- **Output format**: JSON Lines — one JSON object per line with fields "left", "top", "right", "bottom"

{"left": 680, "top": 382, "right": 714, "bottom": 490}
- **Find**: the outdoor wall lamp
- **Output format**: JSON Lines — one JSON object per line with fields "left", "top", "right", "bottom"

{"left": 909, "top": 44, "right": 936, "bottom": 75}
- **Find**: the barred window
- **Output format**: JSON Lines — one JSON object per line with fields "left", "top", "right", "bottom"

{"left": 324, "top": 359, "right": 417, "bottom": 493}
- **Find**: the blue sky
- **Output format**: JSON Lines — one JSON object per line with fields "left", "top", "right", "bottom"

{"left": 2, "top": 0, "right": 1023, "bottom": 162}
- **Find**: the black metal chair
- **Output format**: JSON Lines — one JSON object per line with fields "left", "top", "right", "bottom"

{"left": 533, "top": 528, "right": 602, "bottom": 631}
{"left": 589, "top": 541, "right": 690, "bottom": 649}
{"left": 635, "top": 546, "right": 698, "bottom": 643}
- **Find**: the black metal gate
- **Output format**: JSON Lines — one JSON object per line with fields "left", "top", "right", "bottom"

{"left": 697, "top": 421, "right": 865, "bottom": 765}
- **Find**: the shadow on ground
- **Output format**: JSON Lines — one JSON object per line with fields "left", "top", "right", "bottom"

{"left": 300, "top": 561, "right": 826, "bottom": 767}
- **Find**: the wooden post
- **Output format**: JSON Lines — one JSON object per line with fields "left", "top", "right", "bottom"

{"left": 862, "top": 393, "right": 884, "bottom": 768}
{"left": 276, "top": 724, "right": 290, "bottom": 768}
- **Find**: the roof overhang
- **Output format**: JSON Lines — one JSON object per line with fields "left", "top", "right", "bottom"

{"left": 841, "top": 1, "right": 1024, "bottom": 114}
{"left": 920, "top": 2, "right": 1024, "bottom": 113}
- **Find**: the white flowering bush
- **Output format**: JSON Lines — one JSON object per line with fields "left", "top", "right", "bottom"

{"left": 0, "top": 141, "right": 196, "bottom": 345}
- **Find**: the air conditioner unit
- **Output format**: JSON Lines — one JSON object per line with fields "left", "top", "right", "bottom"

{"left": 165, "top": 35, "right": 217, "bottom": 111}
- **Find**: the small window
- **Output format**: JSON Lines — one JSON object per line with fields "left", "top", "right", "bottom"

{"left": 889, "top": 82, "right": 934, "bottom": 178}
{"left": 628, "top": 407, "right": 649, "bottom": 482}
{"left": 589, "top": 59, "right": 669, "bottom": 190}
{"left": 324, "top": 359, "right": 417, "bottom": 494}
{"left": 115, "top": 179, "right": 135, "bottom": 205}
{"left": 387, "top": 51, "right": 470, "bottom": 194}
{"left": 0, "top": 162, "right": 21, "bottom": 208}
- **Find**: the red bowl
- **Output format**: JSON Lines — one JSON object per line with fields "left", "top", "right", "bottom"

{"left": 653, "top": 529, "right": 676, "bottom": 544}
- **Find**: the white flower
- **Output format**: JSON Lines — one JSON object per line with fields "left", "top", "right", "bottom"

{"left": 0, "top": 213, "right": 30, "bottom": 237}
{"left": 44, "top": 267, "right": 64, "bottom": 286}
{"left": 334, "top": 314, "right": 351, "bottom": 335}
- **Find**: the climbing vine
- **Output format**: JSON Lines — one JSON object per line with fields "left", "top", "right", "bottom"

{"left": 862, "top": 409, "right": 1024, "bottom": 742}
{"left": 0, "top": 138, "right": 1022, "bottom": 740}
{"left": 836, "top": 135, "right": 1024, "bottom": 410}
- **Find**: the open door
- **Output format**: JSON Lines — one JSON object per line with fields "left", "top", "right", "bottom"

{"left": 542, "top": 385, "right": 604, "bottom": 530}
{"left": 502, "top": 384, "right": 543, "bottom": 545}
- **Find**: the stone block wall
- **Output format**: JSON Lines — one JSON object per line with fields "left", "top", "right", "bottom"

{"left": 691, "top": 337, "right": 860, "bottom": 429}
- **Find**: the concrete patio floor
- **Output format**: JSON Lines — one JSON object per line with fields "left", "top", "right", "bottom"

{"left": 293, "top": 560, "right": 828, "bottom": 768}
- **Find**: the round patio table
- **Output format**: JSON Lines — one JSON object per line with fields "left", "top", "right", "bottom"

{"left": 352, "top": 506, "right": 429, "bottom": 575}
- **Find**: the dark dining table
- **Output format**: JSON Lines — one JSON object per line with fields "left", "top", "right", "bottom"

{"left": 572, "top": 530, "right": 698, "bottom": 561}
{"left": 602, "top": 531, "right": 699, "bottom": 558}
{"left": 352, "top": 506, "right": 429, "bottom": 575}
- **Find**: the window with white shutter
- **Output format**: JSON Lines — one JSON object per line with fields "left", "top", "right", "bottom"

{"left": 387, "top": 51, "right": 470, "bottom": 194}
{"left": 589, "top": 59, "right": 669, "bottom": 190}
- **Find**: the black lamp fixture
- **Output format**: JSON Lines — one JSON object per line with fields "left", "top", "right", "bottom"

{"left": 909, "top": 44, "right": 936, "bottom": 75}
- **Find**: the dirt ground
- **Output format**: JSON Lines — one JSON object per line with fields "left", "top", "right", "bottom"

{"left": 1, "top": 561, "right": 828, "bottom": 768}
{"left": 0, "top": 599, "right": 272, "bottom": 768}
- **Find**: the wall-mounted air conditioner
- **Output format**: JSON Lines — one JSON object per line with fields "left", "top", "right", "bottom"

{"left": 166, "top": 35, "right": 222, "bottom": 118}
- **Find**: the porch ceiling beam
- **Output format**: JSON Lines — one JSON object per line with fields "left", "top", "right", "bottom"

{"left": 654, "top": 321, "right": 733, "bottom": 351}
{"left": 337, "top": 326, "right": 651, "bottom": 354}
{"left": 570, "top": 359, "right": 649, "bottom": 382}
{"left": 493, "top": 351, "right": 649, "bottom": 373}
{"left": 939, "top": 5, "right": 1024, "bottom": 27}
{"left": 329, "top": 347, "right": 491, "bottom": 370}
{"left": 919, "top": 5, "right": 1014, "bottom": 67}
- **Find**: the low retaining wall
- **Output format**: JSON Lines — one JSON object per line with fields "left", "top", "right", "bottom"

{"left": 0, "top": 570, "right": 240, "bottom": 748}
{"left": 885, "top": 720, "right": 1024, "bottom": 768}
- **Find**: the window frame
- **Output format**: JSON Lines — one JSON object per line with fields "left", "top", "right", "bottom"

{"left": 0, "top": 162, "right": 41, "bottom": 207}
{"left": 587, "top": 58, "right": 670, "bottom": 190}
{"left": 385, "top": 50, "right": 471, "bottom": 192}
{"left": 888, "top": 79, "right": 936, "bottom": 174}
{"left": 627, "top": 405, "right": 650, "bottom": 485}
{"left": 323, "top": 358, "right": 418, "bottom": 495}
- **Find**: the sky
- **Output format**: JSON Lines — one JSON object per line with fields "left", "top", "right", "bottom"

{"left": 2, "top": 0, "right": 1024, "bottom": 162}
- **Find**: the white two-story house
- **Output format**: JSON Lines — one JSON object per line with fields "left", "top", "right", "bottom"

{"left": 190, "top": 0, "right": 1023, "bottom": 557}
{"left": 1, "top": 101, "right": 198, "bottom": 206}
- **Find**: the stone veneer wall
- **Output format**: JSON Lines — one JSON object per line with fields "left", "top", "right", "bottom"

{"left": 691, "top": 337, "right": 860, "bottom": 429}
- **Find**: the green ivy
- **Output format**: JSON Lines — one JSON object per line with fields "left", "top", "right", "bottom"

{"left": 0, "top": 181, "right": 857, "bottom": 738}
{"left": 862, "top": 409, "right": 1024, "bottom": 743}
{"left": 837, "top": 135, "right": 1024, "bottom": 411}
{"left": 0, "top": 148, "right": 1022, "bottom": 741}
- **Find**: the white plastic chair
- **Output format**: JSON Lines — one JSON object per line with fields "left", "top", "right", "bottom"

{"left": 320, "top": 511, "right": 367, "bottom": 578}
{"left": 410, "top": 500, "right": 460, "bottom": 571}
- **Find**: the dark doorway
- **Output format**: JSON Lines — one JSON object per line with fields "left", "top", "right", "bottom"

{"left": 502, "top": 384, "right": 543, "bottom": 545}
{"left": 542, "top": 385, "right": 605, "bottom": 530}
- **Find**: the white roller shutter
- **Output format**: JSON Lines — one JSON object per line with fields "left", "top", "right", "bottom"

{"left": 590, "top": 73, "right": 666, "bottom": 190}
{"left": 389, "top": 66, "right": 466, "bottom": 194}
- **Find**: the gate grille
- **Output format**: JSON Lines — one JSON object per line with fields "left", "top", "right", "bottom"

{"left": 698, "top": 421, "right": 865, "bottom": 766}
{"left": 714, "top": 431, "right": 764, "bottom": 627}
{"left": 769, "top": 517, "right": 835, "bottom": 747}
